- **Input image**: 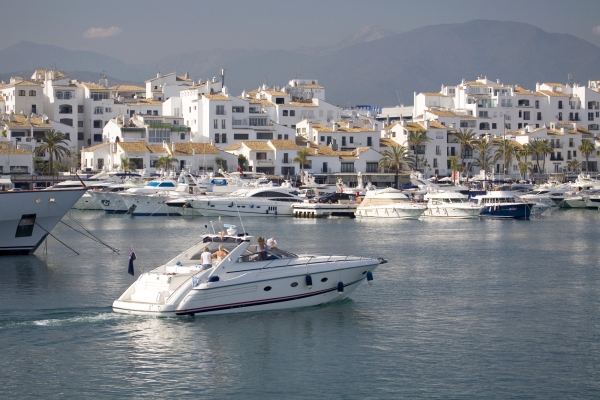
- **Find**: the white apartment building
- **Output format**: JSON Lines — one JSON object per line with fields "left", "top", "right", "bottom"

{"left": 146, "top": 72, "right": 193, "bottom": 101}
{"left": 296, "top": 119, "right": 381, "bottom": 151}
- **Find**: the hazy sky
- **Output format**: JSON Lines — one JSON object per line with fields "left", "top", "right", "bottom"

{"left": 2, "top": 0, "right": 600, "bottom": 64}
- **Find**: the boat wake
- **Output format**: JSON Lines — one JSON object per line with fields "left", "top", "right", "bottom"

{"left": 0, "top": 309, "right": 137, "bottom": 330}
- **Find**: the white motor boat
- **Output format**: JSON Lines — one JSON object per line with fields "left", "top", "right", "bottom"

{"left": 0, "top": 188, "right": 86, "bottom": 255}
{"left": 183, "top": 186, "right": 303, "bottom": 217}
{"left": 113, "top": 228, "right": 384, "bottom": 316}
{"left": 518, "top": 186, "right": 571, "bottom": 208}
{"left": 355, "top": 188, "right": 426, "bottom": 219}
{"left": 422, "top": 191, "right": 483, "bottom": 219}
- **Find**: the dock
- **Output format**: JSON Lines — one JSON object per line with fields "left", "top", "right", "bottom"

{"left": 292, "top": 202, "right": 357, "bottom": 218}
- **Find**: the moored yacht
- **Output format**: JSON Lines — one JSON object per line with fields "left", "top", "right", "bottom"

{"left": 0, "top": 188, "right": 86, "bottom": 255}
{"left": 472, "top": 190, "right": 532, "bottom": 220}
{"left": 422, "top": 191, "right": 483, "bottom": 219}
{"left": 355, "top": 188, "right": 426, "bottom": 219}
{"left": 113, "top": 228, "right": 384, "bottom": 316}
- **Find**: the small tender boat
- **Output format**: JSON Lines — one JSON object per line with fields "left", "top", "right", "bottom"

{"left": 355, "top": 188, "right": 426, "bottom": 219}
{"left": 113, "top": 227, "right": 384, "bottom": 316}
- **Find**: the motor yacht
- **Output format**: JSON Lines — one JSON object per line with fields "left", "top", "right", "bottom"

{"left": 355, "top": 188, "right": 426, "bottom": 219}
{"left": 180, "top": 186, "right": 303, "bottom": 217}
{"left": 422, "top": 191, "right": 483, "bottom": 219}
{"left": 0, "top": 188, "right": 86, "bottom": 255}
{"left": 472, "top": 190, "right": 533, "bottom": 220}
{"left": 113, "top": 228, "right": 384, "bottom": 316}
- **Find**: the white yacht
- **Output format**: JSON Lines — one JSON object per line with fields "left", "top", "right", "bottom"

{"left": 183, "top": 186, "right": 303, "bottom": 217}
{"left": 0, "top": 188, "right": 86, "bottom": 255}
{"left": 98, "top": 178, "right": 181, "bottom": 214}
{"left": 518, "top": 186, "right": 571, "bottom": 208}
{"left": 113, "top": 228, "right": 383, "bottom": 316}
{"left": 355, "top": 188, "right": 426, "bottom": 219}
{"left": 422, "top": 191, "right": 483, "bottom": 219}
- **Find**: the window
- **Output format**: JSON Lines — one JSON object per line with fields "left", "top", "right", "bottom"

{"left": 216, "top": 105, "right": 225, "bottom": 115}
{"left": 93, "top": 134, "right": 102, "bottom": 142}
{"left": 275, "top": 97, "right": 284, "bottom": 104}
{"left": 284, "top": 134, "right": 288, "bottom": 140}
{"left": 588, "top": 124, "right": 599, "bottom": 130}
{"left": 15, "top": 214, "right": 36, "bottom": 238}
{"left": 59, "top": 118, "right": 73, "bottom": 126}
{"left": 148, "top": 129, "right": 170, "bottom": 143}
{"left": 277, "top": 134, "right": 282, "bottom": 139}
{"left": 146, "top": 110, "right": 152, "bottom": 115}
{"left": 341, "top": 163, "right": 354, "bottom": 172}
{"left": 249, "top": 118, "right": 268, "bottom": 126}
{"left": 433, "top": 158, "right": 438, "bottom": 168}
{"left": 518, "top": 123, "right": 523, "bottom": 129}
{"left": 234, "top": 133, "right": 249, "bottom": 140}
{"left": 29, "top": 90, "right": 36, "bottom": 96}
{"left": 64, "top": 92, "right": 71, "bottom": 99}
{"left": 94, "top": 106, "right": 103, "bottom": 114}
{"left": 31, "top": 105, "right": 36, "bottom": 114}
{"left": 435, "top": 145, "right": 441, "bottom": 155}
{"left": 283, "top": 110, "right": 288, "bottom": 116}
{"left": 523, "top": 111, "right": 530, "bottom": 120}
{"left": 535, "top": 100, "right": 539, "bottom": 109}
{"left": 256, "top": 132, "right": 273, "bottom": 140}
{"left": 479, "top": 122, "right": 490, "bottom": 130}
{"left": 589, "top": 112, "right": 594, "bottom": 121}
{"left": 290, "top": 110, "right": 295, "bottom": 117}
{"left": 281, "top": 166, "right": 295, "bottom": 175}
{"left": 78, "top": 132, "right": 84, "bottom": 140}
{"left": 342, "top": 136, "right": 347, "bottom": 147}
{"left": 558, "top": 112, "right": 563, "bottom": 121}
{"left": 180, "top": 133, "right": 186, "bottom": 140}
{"left": 537, "top": 112, "right": 542, "bottom": 121}
{"left": 93, "top": 120, "right": 102, "bottom": 128}
{"left": 558, "top": 101, "right": 563, "bottom": 109}
{"left": 214, "top": 133, "right": 220, "bottom": 143}
{"left": 492, "top": 123, "right": 497, "bottom": 129}
{"left": 76, "top": 121, "right": 83, "bottom": 128}
{"left": 78, "top": 105, "right": 84, "bottom": 113}
{"left": 214, "top": 119, "right": 218, "bottom": 129}
{"left": 18, "top": 90, "right": 25, "bottom": 96}
{"left": 59, "top": 105, "right": 72, "bottom": 114}
{"left": 367, "top": 137, "right": 372, "bottom": 146}
{"left": 232, "top": 106, "right": 244, "bottom": 113}
{"left": 320, "top": 136, "right": 325, "bottom": 142}
{"left": 105, "top": 107, "right": 112, "bottom": 113}
{"left": 153, "top": 110, "right": 158, "bottom": 116}
{"left": 478, "top": 111, "right": 488, "bottom": 117}
{"left": 56, "top": 91, "right": 63, "bottom": 99}
{"left": 366, "top": 162, "right": 378, "bottom": 172}
{"left": 221, "top": 119, "right": 226, "bottom": 129}
{"left": 460, "top": 121, "right": 468, "bottom": 128}
{"left": 91, "top": 92, "right": 108, "bottom": 101}
{"left": 221, "top": 133, "right": 227, "bottom": 143}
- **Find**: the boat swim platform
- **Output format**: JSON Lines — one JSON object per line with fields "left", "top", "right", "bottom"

{"left": 292, "top": 202, "right": 357, "bottom": 218}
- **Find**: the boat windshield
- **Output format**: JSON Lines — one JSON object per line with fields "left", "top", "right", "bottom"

{"left": 237, "top": 246, "right": 297, "bottom": 262}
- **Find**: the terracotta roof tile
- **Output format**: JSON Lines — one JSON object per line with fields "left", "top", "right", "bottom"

{"left": 109, "top": 84, "right": 145, "bottom": 91}
{"left": 538, "top": 90, "right": 567, "bottom": 97}
{"left": 262, "top": 90, "right": 289, "bottom": 96}
{"left": 269, "top": 140, "right": 299, "bottom": 150}
{"left": 173, "top": 142, "right": 220, "bottom": 156}
{"left": 203, "top": 94, "right": 230, "bottom": 101}
{"left": 243, "top": 141, "right": 273, "bottom": 151}
{"left": 118, "top": 141, "right": 150, "bottom": 152}
{"left": 288, "top": 101, "right": 317, "bottom": 107}
{"left": 224, "top": 143, "right": 243, "bottom": 151}
{"left": 83, "top": 142, "right": 110, "bottom": 152}
{"left": 514, "top": 86, "right": 533, "bottom": 95}
{"left": 0, "top": 148, "right": 31, "bottom": 155}
{"left": 420, "top": 92, "right": 448, "bottom": 97}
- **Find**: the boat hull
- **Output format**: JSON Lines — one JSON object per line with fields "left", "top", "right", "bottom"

{"left": 89, "top": 191, "right": 130, "bottom": 213}
{"left": 0, "top": 189, "right": 86, "bottom": 255}
{"left": 355, "top": 204, "right": 426, "bottom": 219}
{"left": 72, "top": 192, "right": 103, "bottom": 210}
{"left": 189, "top": 199, "right": 297, "bottom": 217}
{"left": 422, "top": 205, "right": 482, "bottom": 219}
{"left": 479, "top": 204, "right": 531, "bottom": 220}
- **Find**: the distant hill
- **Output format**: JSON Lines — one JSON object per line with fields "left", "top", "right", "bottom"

{"left": 2, "top": 21, "right": 600, "bottom": 106}
{"left": 0, "top": 41, "right": 147, "bottom": 82}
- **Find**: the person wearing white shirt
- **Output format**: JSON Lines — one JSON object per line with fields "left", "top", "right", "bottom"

{"left": 200, "top": 247, "right": 213, "bottom": 270}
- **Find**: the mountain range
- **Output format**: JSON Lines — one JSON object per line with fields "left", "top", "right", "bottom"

{"left": 1, "top": 20, "right": 599, "bottom": 106}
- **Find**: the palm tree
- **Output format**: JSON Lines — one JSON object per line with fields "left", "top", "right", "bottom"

{"left": 378, "top": 145, "right": 414, "bottom": 189}
{"left": 448, "top": 155, "right": 463, "bottom": 182}
{"left": 407, "top": 130, "right": 430, "bottom": 172}
{"left": 579, "top": 139, "right": 596, "bottom": 172}
{"left": 529, "top": 139, "right": 552, "bottom": 175}
{"left": 293, "top": 148, "right": 311, "bottom": 185}
{"left": 215, "top": 157, "right": 227, "bottom": 172}
{"left": 155, "top": 155, "right": 179, "bottom": 172}
{"left": 119, "top": 157, "right": 136, "bottom": 172}
{"left": 567, "top": 158, "right": 581, "bottom": 173}
{"left": 453, "top": 128, "right": 477, "bottom": 169}
{"left": 33, "top": 129, "right": 71, "bottom": 176}
{"left": 238, "top": 154, "right": 248, "bottom": 171}
{"left": 495, "top": 139, "right": 518, "bottom": 177}
{"left": 517, "top": 160, "right": 533, "bottom": 180}
{"left": 516, "top": 143, "right": 534, "bottom": 164}
{"left": 472, "top": 138, "right": 495, "bottom": 175}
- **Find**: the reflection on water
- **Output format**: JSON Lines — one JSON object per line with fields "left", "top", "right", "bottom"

{"left": 0, "top": 210, "right": 600, "bottom": 398}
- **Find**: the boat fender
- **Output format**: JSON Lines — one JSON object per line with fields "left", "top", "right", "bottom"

{"left": 275, "top": 210, "right": 277, "bottom": 215}
{"left": 337, "top": 281, "right": 344, "bottom": 295}
{"left": 207, "top": 201, "right": 210, "bottom": 206}
{"left": 250, "top": 203, "right": 254, "bottom": 208}
{"left": 228, "top": 202, "right": 233, "bottom": 207}
{"left": 208, "top": 276, "right": 220, "bottom": 282}
{"left": 366, "top": 271, "right": 374, "bottom": 286}
{"left": 305, "top": 274, "right": 313, "bottom": 289}
{"left": 266, "top": 209, "right": 269, "bottom": 214}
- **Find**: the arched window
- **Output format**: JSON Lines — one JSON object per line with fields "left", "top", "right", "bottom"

{"left": 56, "top": 91, "right": 63, "bottom": 99}
{"left": 59, "top": 104, "right": 72, "bottom": 114}
{"left": 64, "top": 92, "right": 71, "bottom": 99}
{"left": 29, "top": 90, "right": 36, "bottom": 96}
{"left": 558, "top": 112, "right": 563, "bottom": 121}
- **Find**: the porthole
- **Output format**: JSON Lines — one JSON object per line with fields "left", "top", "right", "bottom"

{"left": 264, "top": 286, "right": 272, "bottom": 291}
{"left": 321, "top": 277, "right": 328, "bottom": 282}
{"left": 290, "top": 282, "right": 298, "bottom": 287}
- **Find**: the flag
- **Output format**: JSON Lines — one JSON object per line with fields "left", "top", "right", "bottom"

{"left": 128, "top": 246, "right": 136, "bottom": 276}
{"left": 237, "top": 165, "right": 243, "bottom": 173}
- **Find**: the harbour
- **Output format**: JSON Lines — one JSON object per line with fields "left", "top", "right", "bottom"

{"left": 1, "top": 209, "right": 600, "bottom": 398}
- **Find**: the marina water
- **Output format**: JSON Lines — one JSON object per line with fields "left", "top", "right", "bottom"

{"left": 1, "top": 210, "right": 600, "bottom": 398}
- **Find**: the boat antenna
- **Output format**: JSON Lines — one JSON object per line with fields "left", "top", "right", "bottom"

{"left": 234, "top": 199, "right": 247, "bottom": 237}
{"left": 209, "top": 221, "right": 216, "bottom": 235}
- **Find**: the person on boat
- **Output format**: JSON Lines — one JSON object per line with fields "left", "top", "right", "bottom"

{"left": 212, "top": 245, "right": 228, "bottom": 265}
{"left": 266, "top": 237, "right": 277, "bottom": 249}
{"left": 257, "top": 237, "right": 267, "bottom": 260}
{"left": 200, "top": 247, "right": 213, "bottom": 270}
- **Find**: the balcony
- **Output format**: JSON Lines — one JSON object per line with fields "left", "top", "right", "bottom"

{"left": 551, "top": 143, "right": 563, "bottom": 149}
{"left": 281, "top": 159, "right": 292, "bottom": 164}
{"left": 550, "top": 156, "right": 564, "bottom": 161}
{"left": 255, "top": 159, "right": 274, "bottom": 165}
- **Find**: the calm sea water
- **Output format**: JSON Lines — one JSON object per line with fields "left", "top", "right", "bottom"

{"left": 1, "top": 209, "right": 600, "bottom": 399}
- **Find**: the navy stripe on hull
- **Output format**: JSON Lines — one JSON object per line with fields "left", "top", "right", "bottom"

{"left": 104, "top": 210, "right": 128, "bottom": 214}
{"left": 175, "top": 278, "right": 364, "bottom": 315}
